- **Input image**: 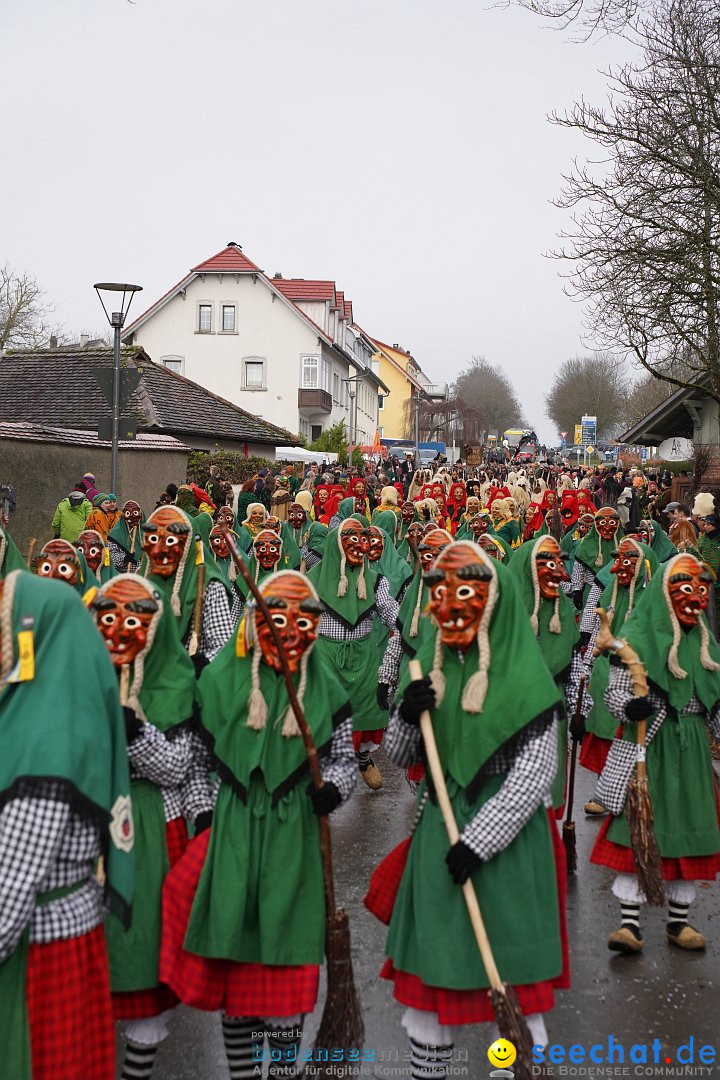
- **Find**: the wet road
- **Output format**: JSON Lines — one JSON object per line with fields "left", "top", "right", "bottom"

{"left": 116, "top": 753, "right": 720, "bottom": 1077}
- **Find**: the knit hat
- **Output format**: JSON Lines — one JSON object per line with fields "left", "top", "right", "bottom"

{"left": 93, "top": 493, "right": 109, "bottom": 507}
{"left": 693, "top": 492, "right": 715, "bottom": 518}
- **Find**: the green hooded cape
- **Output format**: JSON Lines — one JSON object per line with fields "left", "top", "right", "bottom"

{"left": 574, "top": 525, "right": 625, "bottom": 574}
{"left": 335, "top": 497, "right": 369, "bottom": 529}
{"left": 0, "top": 527, "right": 27, "bottom": 579}
{"left": 109, "top": 512, "right": 146, "bottom": 564}
{"left": 508, "top": 540, "right": 579, "bottom": 681}
{"left": 307, "top": 521, "right": 380, "bottom": 627}
{"left": 647, "top": 519, "right": 677, "bottom": 562}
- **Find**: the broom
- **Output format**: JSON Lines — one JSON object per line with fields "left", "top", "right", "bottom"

{"left": 593, "top": 608, "right": 664, "bottom": 906}
{"left": 408, "top": 658, "right": 535, "bottom": 1080}
{"left": 226, "top": 534, "right": 364, "bottom": 1068}
{"left": 25, "top": 537, "right": 37, "bottom": 569}
{"left": 562, "top": 675, "right": 586, "bottom": 875}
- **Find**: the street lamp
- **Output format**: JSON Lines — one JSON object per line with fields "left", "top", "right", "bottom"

{"left": 94, "top": 282, "right": 143, "bottom": 493}
{"left": 348, "top": 383, "right": 357, "bottom": 466}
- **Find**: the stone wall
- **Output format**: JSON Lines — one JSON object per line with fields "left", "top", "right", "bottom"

{"left": 0, "top": 439, "right": 188, "bottom": 554}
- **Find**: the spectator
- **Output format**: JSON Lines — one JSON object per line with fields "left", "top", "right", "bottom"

{"left": 76, "top": 472, "right": 99, "bottom": 502}
{"left": 85, "top": 493, "right": 120, "bottom": 541}
{"left": 52, "top": 489, "right": 92, "bottom": 542}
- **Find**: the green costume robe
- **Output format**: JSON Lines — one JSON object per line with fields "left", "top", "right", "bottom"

{"left": 0, "top": 526, "right": 27, "bottom": 579}
{"left": 574, "top": 525, "right": 625, "bottom": 606}
{"left": 509, "top": 539, "right": 580, "bottom": 809}
{"left": 386, "top": 561, "right": 564, "bottom": 992}
{"left": 104, "top": 587, "right": 197, "bottom": 995}
{"left": 109, "top": 513, "right": 146, "bottom": 568}
{"left": 0, "top": 572, "right": 132, "bottom": 1079}
{"left": 185, "top": 641, "right": 351, "bottom": 965}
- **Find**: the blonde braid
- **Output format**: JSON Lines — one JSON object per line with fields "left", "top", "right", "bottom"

{"left": 461, "top": 563, "right": 499, "bottom": 714}
{"left": 0, "top": 568, "right": 20, "bottom": 683}
{"left": 594, "top": 528, "right": 605, "bottom": 568}
{"left": 126, "top": 595, "right": 163, "bottom": 721}
{"left": 428, "top": 629, "right": 446, "bottom": 706}
{"left": 357, "top": 557, "right": 367, "bottom": 600}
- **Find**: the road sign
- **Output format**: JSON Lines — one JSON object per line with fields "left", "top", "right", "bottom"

{"left": 93, "top": 367, "right": 142, "bottom": 412}
{"left": 581, "top": 415, "right": 597, "bottom": 446}
{"left": 641, "top": 446, "right": 647, "bottom": 463}
{"left": 560, "top": 431, "right": 567, "bottom": 439}
{"left": 574, "top": 425, "right": 583, "bottom": 445}
{"left": 586, "top": 446, "right": 595, "bottom": 456}
{"left": 98, "top": 418, "right": 137, "bottom": 442}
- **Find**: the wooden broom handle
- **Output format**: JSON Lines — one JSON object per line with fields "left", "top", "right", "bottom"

{"left": 408, "top": 659, "right": 503, "bottom": 992}
{"left": 593, "top": 607, "right": 650, "bottom": 771}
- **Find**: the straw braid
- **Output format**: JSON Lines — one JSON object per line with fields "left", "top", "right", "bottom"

{"left": 126, "top": 598, "right": 163, "bottom": 720}
{"left": 663, "top": 563, "right": 687, "bottom": 680}
{"left": 409, "top": 582, "right": 425, "bottom": 638}
{"left": 428, "top": 628, "right": 446, "bottom": 706}
{"left": 461, "top": 562, "right": 499, "bottom": 714}
{"left": 246, "top": 645, "right": 268, "bottom": 730}
{"left": 594, "top": 528, "right": 605, "bottom": 568}
{"left": 549, "top": 596, "right": 562, "bottom": 634}
{"left": 625, "top": 540, "right": 645, "bottom": 617}
{"left": 699, "top": 618, "right": 720, "bottom": 672}
{"left": 281, "top": 650, "right": 309, "bottom": 737}
{"left": 0, "top": 527, "right": 6, "bottom": 573}
{"left": 0, "top": 567, "right": 20, "bottom": 683}
{"left": 529, "top": 543, "right": 541, "bottom": 635}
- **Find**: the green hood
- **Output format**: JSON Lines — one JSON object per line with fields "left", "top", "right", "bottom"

{"left": 508, "top": 539, "right": 579, "bottom": 680}
{"left": 648, "top": 519, "right": 677, "bottom": 562}
{"left": 371, "top": 524, "right": 413, "bottom": 600}
{"left": 0, "top": 527, "right": 27, "bottom": 579}
{"left": 307, "top": 520, "right": 380, "bottom": 627}
{"left": 336, "top": 497, "right": 369, "bottom": 529}
{"left": 109, "top": 512, "right": 147, "bottom": 562}
{"left": 396, "top": 546, "right": 561, "bottom": 788}
{"left": 0, "top": 572, "right": 132, "bottom": 924}
{"left": 575, "top": 524, "right": 625, "bottom": 573}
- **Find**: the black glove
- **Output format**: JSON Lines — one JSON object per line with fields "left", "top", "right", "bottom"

{"left": 399, "top": 677, "right": 436, "bottom": 727}
{"left": 570, "top": 710, "right": 586, "bottom": 741}
{"left": 123, "top": 706, "right": 143, "bottom": 743}
{"left": 377, "top": 683, "right": 391, "bottom": 710}
{"left": 191, "top": 652, "right": 210, "bottom": 677}
{"left": 625, "top": 696, "right": 654, "bottom": 723}
{"left": 572, "top": 589, "right": 584, "bottom": 611}
{"left": 446, "top": 840, "right": 481, "bottom": 885}
{"left": 194, "top": 811, "right": 212, "bottom": 835}
{"left": 307, "top": 781, "right": 342, "bottom": 816}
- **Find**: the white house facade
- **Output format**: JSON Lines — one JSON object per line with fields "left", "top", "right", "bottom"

{"left": 123, "top": 243, "right": 389, "bottom": 447}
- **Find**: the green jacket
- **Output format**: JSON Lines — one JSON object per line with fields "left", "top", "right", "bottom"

{"left": 51, "top": 497, "right": 91, "bottom": 542}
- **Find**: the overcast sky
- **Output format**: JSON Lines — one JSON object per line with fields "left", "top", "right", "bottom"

{"left": 2, "top": 0, "right": 636, "bottom": 443}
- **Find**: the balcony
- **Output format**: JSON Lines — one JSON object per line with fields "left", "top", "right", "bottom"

{"left": 422, "top": 382, "right": 449, "bottom": 402}
{"left": 298, "top": 388, "right": 332, "bottom": 414}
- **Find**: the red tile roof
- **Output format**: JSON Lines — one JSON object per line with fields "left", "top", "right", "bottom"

{"left": 334, "top": 290, "right": 345, "bottom": 314}
{"left": 344, "top": 301, "right": 353, "bottom": 320}
{"left": 273, "top": 279, "right": 336, "bottom": 301}
{"left": 192, "top": 245, "right": 263, "bottom": 274}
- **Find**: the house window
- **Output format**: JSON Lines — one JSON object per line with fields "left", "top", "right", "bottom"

{"left": 378, "top": 394, "right": 384, "bottom": 411}
{"left": 198, "top": 304, "right": 213, "bottom": 332}
{"left": 333, "top": 372, "right": 340, "bottom": 402}
{"left": 311, "top": 424, "right": 322, "bottom": 442}
{"left": 243, "top": 357, "right": 266, "bottom": 390}
{"left": 302, "top": 355, "right": 319, "bottom": 388}
{"left": 160, "top": 354, "right": 184, "bottom": 375}
{"left": 221, "top": 304, "right": 236, "bottom": 332}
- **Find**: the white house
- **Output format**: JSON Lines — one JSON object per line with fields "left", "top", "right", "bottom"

{"left": 123, "top": 243, "right": 389, "bottom": 447}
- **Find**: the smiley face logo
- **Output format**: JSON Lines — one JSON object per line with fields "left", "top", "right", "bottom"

{"left": 488, "top": 1039, "right": 516, "bottom": 1069}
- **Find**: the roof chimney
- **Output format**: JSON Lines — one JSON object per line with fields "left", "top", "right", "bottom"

{"left": 274, "top": 272, "right": 283, "bottom": 279}
{"left": 80, "top": 333, "right": 89, "bottom": 348}
{"left": 392, "top": 343, "right": 399, "bottom": 350}
{"left": 227, "top": 240, "right": 242, "bottom": 250}
{"left": 50, "top": 335, "right": 58, "bottom": 349}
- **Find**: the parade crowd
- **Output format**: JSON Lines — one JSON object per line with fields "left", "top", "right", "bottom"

{"left": 2, "top": 450, "right": 720, "bottom": 1080}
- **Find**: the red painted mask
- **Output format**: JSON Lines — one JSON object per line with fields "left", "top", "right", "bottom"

{"left": 92, "top": 577, "right": 159, "bottom": 667}
{"left": 255, "top": 574, "right": 322, "bottom": 673}
{"left": 36, "top": 539, "right": 81, "bottom": 586}
{"left": 76, "top": 530, "right": 104, "bottom": 573}
{"left": 668, "top": 555, "right": 712, "bottom": 628}
{"left": 340, "top": 520, "right": 366, "bottom": 566}
{"left": 254, "top": 529, "right": 282, "bottom": 570}
{"left": 123, "top": 500, "right": 143, "bottom": 528}
{"left": 265, "top": 517, "right": 282, "bottom": 535}
{"left": 289, "top": 504, "right": 307, "bottom": 530}
{"left": 215, "top": 506, "right": 235, "bottom": 528}
{"left": 418, "top": 530, "right": 452, "bottom": 571}
{"left": 406, "top": 522, "right": 424, "bottom": 549}
{"left": 426, "top": 545, "right": 492, "bottom": 649}
{"left": 577, "top": 514, "right": 595, "bottom": 538}
{"left": 535, "top": 537, "right": 569, "bottom": 598}
{"left": 141, "top": 507, "right": 190, "bottom": 577}
{"left": 401, "top": 502, "right": 416, "bottom": 523}
{"left": 610, "top": 540, "right": 641, "bottom": 587}
{"left": 595, "top": 508, "right": 620, "bottom": 542}
{"left": 478, "top": 534, "right": 504, "bottom": 560}
{"left": 636, "top": 520, "right": 652, "bottom": 546}
{"left": 366, "top": 526, "right": 384, "bottom": 562}
{"left": 209, "top": 526, "right": 230, "bottom": 560}
{"left": 470, "top": 515, "right": 490, "bottom": 538}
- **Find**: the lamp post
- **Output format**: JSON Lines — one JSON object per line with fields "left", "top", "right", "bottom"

{"left": 94, "top": 282, "right": 143, "bottom": 494}
{"left": 348, "top": 383, "right": 357, "bottom": 467}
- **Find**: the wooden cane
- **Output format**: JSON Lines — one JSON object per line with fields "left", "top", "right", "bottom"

{"left": 408, "top": 659, "right": 535, "bottom": 1077}
{"left": 25, "top": 538, "right": 37, "bottom": 569}
{"left": 563, "top": 675, "right": 586, "bottom": 874}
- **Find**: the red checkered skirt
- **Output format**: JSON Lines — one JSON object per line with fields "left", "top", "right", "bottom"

{"left": 26, "top": 925, "right": 114, "bottom": 1080}
{"left": 370, "top": 811, "right": 569, "bottom": 1023}
{"left": 406, "top": 763, "right": 426, "bottom": 783}
{"left": 591, "top": 812, "right": 720, "bottom": 881}
{"left": 160, "top": 829, "right": 319, "bottom": 1015}
{"left": 352, "top": 729, "right": 385, "bottom": 751}
{"left": 579, "top": 732, "right": 613, "bottom": 775}
{"left": 112, "top": 817, "right": 188, "bottom": 1020}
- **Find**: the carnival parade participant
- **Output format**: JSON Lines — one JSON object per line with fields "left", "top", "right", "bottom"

{"left": 0, "top": 571, "right": 133, "bottom": 1080}
{"left": 109, "top": 501, "right": 146, "bottom": 573}
{"left": 237, "top": 503, "right": 269, "bottom": 551}
{"left": 236, "top": 528, "right": 284, "bottom": 598}
{"left": 308, "top": 518, "right": 400, "bottom": 789}
{"left": 591, "top": 555, "right": 720, "bottom": 954}
{"left": 366, "top": 542, "right": 567, "bottom": 1076}
{"left": 567, "top": 507, "right": 623, "bottom": 608}
{"left": 140, "top": 506, "right": 238, "bottom": 667}
{"left": 76, "top": 529, "right": 117, "bottom": 585}
{"left": 208, "top": 523, "right": 243, "bottom": 585}
{"left": 89, "top": 575, "right": 212, "bottom": 1079}
{"left": 509, "top": 535, "right": 579, "bottom": 812}
{"left": 35, "top": 538, "right": 91, "bottom": 596}
{"left": 0, "top": 523, "right": 27, "bottom": 579}
{"left": 159, "top": 571, "right": 356, "bottom": 1078}
{"left": 288, "top": 501, "right": 311, "bottom": 549}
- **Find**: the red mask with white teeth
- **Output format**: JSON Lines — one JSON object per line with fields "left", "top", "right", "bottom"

{"left": 141, "top": 507, "right": 190, "bottom": 577}
{"left": 668, "top": 555, "right": 712, "bottom": 629}
{"left": 427, "top": 546, "right": 491, "bottom": 650}
{"left": 535, "top": 537, "right": 569, "bottom": 597}
{"left": 92, "top": 577, "right": 158, "bottom": 666}
{"left": 255, "top": 575, "right": 321, "bottom": 673}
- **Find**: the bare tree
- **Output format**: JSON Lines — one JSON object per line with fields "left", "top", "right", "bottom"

{"left": 0, "top": 265, "right": 57, "bottom": 352}
{"left": 502, "top": 0, "right": 643, "bottom": 36}
{"left": 550, "top": 0, "right": 720, "bottom": 416}
{"left": 545, "top": 353, "right": 629, "bottom": 438}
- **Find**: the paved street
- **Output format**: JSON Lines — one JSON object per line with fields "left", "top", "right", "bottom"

{"left": 117, "top": 752, "right": 720, "bottom": 1078}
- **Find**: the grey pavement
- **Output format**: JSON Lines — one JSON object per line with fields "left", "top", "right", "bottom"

{"left": 116, "top": 752, "right": 720, "bottom": 1078}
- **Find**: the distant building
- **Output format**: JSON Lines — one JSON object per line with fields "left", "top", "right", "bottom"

{"left": 122, "top": 243, "right": 389, "bottom": 446}
{"left": 371, "top": 340, "right": 448, "bottom": 441}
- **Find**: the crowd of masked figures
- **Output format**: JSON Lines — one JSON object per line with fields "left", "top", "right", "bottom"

{"left": 1, "top": 460, "right": 719, "bottom": 1080}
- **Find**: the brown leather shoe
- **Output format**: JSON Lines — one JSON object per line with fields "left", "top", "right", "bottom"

{"left": 360, "top": 760, "right": 383, "bottom": 790}
{"left": 584, "top": 800, "right": 608, "bottom": 816}
{"left": 666, "top": 925, "right": 707, "bottom": 950}
{"left": 608, "top": 926, "right": 644, "bottom": 953}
